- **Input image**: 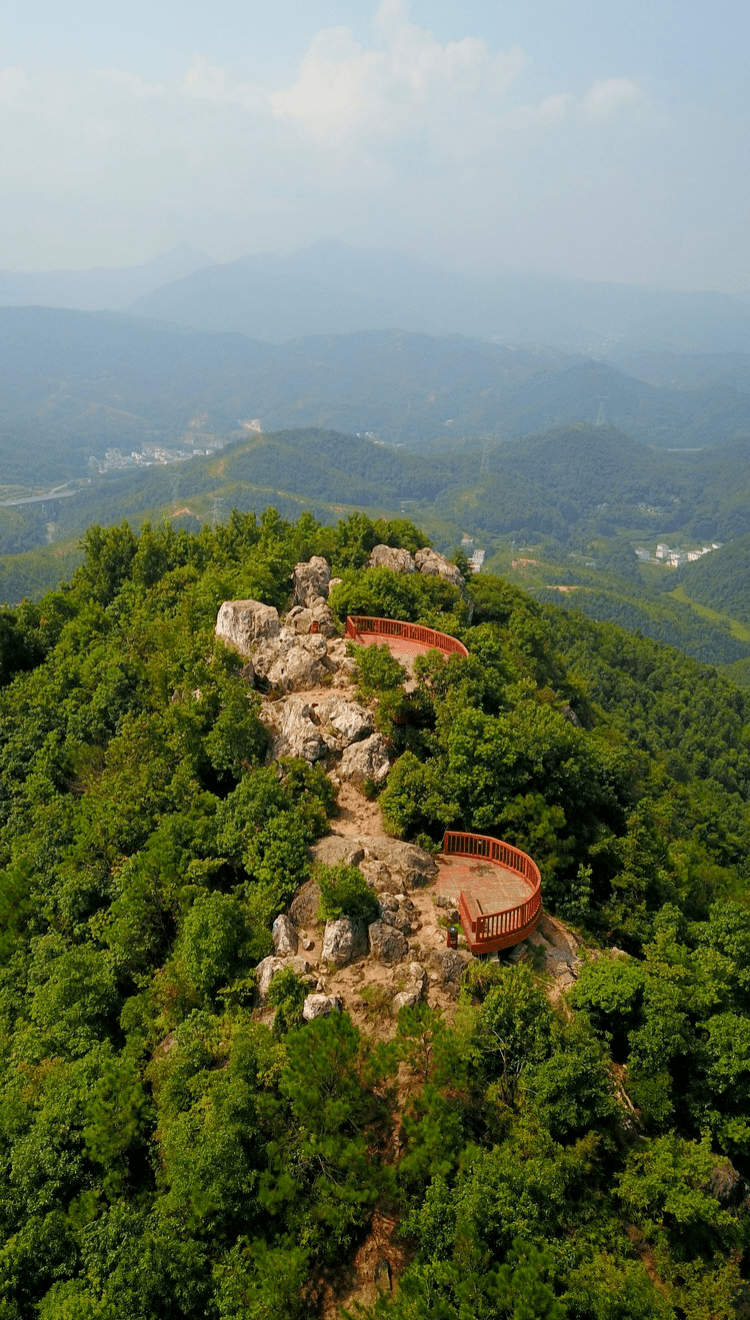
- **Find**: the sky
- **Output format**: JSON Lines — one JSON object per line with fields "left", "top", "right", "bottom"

{"left": 1, "top": 0, "right": 748, "bottom": 291}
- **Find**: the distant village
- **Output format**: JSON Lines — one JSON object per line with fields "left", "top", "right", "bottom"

{"left": 88, "top": 436, "right": 228, "bottom": 474}
{"left": 461, "top": 534, "right": 486, "bottom": 573}
{"left": 636, "top": 541, "right": 721, "bottom": 569}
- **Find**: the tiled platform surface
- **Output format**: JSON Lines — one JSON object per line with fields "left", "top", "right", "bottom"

{"left": 431, "top": 852, "right": 532, "bottom": 912}
{"left": 354, "top": 631, "right": 441, "bottom": 663}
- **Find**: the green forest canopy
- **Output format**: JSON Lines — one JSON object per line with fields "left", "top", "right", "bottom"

{"left": 0, "top": 508, "right": 749, "bottom": 1318}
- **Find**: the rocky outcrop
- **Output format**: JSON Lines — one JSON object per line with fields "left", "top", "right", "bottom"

{"left": 216, "top": 600, "right": 280, "bottom": 656}
{"left": 260, "top": 695, "right": 328, "bottom": 762}
{"left": 272, "top": 914, "right": 298, "bottom": 958}
{"left": 365, "top": 544, "right": 467, "bottom": 593}
{"left": 313, "top": 837, "right": 366, "bottom": 868}
{"left": 429, "top": 948, "right": 470, "bottom": 998}
{"left": 292, "top": 556, "right": 331, "bottom": 608}
{"left": 289, "top": 878, "right": 322, "bottom": 929}
{"left": 259, "top": 633, "right": 332, "bottom": 693}
{"left": 379, "top": 893, "right": 420, "bottom": 935}
{"left": 338, "top": 733, "right": 390, "bottom": 785}
{"left": 512, "top": 912, "right": 581, "bottom": 989}
{"left": 356, "top": 837, "right": 438, "bottom": 889}
{"left": 286, "top": 603, "right": 338, "bottom": 638}
{"left": 322, "top": 916, "right": 368, "bottom": 968}
{"left": 317, "top": 694, "right": 372, "bottom": 746}
{"left": 367, "top": 545, "right": 415, "bottom": 573}
{"left": 414, "top": 547, "right": 465, "bottom": 589}
{"left": 303, "top": 992, "right": 343, "bottom": 1021}
{"left": 256, "top": 955, "right": 312, "bottom": 1003}
{"left": 260, "top": 693, "right": 374, "bottom": 765}
{"left": 393, "top": 961, "right": 427, "bottom": 1012}
{"left": 368, "top": 921, "right": 409, "bottom": 965}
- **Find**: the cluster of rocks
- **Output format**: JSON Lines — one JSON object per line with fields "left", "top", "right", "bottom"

{"left": 215, "top": 556, "right": 482, "bottom": 1021}
{"left": 312, "top": 834, "right": 438, "bottom": 893}
{"left": 259, "top": 692, "right": 390, "bottom": 783}
{"left": 367, "top": 544, "right": 465, "bottom": 589}
{"left": 215, "top": 556, "right": 394, "bottom": 782}
{"left": 366, "top": 544, "right": 473, "bottom": 618}
{"left": 250, "top": 834, "right": 463, "bottom": 1018}
{"left": 215, "top": 597, "right": 350, "bottom": 693}
{"left": 508, "top": 911, "right": 581, "bottom": 989}
{"left": 254, "top": 905, "right": 429, "bottom": 1019}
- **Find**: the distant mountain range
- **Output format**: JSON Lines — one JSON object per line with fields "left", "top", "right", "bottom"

{"left": 3, "top": 239, "right": 750, "bottom": 355}
{"left": 124, "top": 240, "right": 750, "bottom": 355}
{"left": 1, "top": 307, "right": 750, "bottom": 488}
{"left": 0, "top": 244, "right": 212, "bottom": 312}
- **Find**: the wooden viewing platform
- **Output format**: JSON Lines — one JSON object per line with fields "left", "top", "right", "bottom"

{"left": 346, "top": 617, "right": 540, "bottom": 953}
{"left": 439, "top": 831, "right": 543, "bottom": 954}
{"left": 345, "top": 615, "right": 469, "bottom": 661}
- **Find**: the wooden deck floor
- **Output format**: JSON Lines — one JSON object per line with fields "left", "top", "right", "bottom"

{"left": 431, "top": 853, "right": 533, "bottom": 912}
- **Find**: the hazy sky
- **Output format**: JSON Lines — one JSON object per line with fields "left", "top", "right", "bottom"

{"left": 2, "top": 0, "right": 747, "bottom": 290}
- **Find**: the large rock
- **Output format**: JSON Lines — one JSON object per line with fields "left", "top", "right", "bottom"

{"left": 286, "top": 602, "right": 338, "bottom": 639}
{"left": 260, "top": 695, "right": 327, "bottom": 762}
{"left": 262, "top": 635, "right": 332, "bottom": 693}
{"left": 272, "top": 914, "right": 298, "bottom": 957}
{"left": 216, "top": 600, "right": 280, "bottom": 656}
{"left": 321, "top": 916, "right": 367, "bottom": 968}
{"left": 430, "top": 948, "right": 470, "bottom": 997}
{"left": 317, "top": 695, "right": 372, "bottom": 747}
{"left": 338, "top": 733, "right": 390, "bottom": 785}
{"left": 292, "top": 557, "right": 331, "bottom": 607}
{"left": 289, "top": 878, "right": 322, "bottom": 929}
{"left": 303, "top": 993, "right": 343, "bottom": 1021}
{"left": 414, "top": 547, "right": 465, "bottom": 588}
{"left": 255, "top": 955, "right": 312, "bottom": 1003}
{"left": 393, "top": 960, "right": 427, "bottom": 1012}
{"left": 360, "top": 859, "right": 397, "bottom": 894}
{"left": 367, "top": 545, "right": 415, "bottom": 573}
{"left": 313, "top": 837, "right": 365, "bottom": 868}
{"left": 369, "top": 921, "right": 409, "bottom": 965}
{"left": 358, "top": 837, "right": 438, "bottom": 889}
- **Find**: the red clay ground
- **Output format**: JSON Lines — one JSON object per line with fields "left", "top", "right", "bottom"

{"left": 432, "top": 853, "right": 533, "bottom": 913}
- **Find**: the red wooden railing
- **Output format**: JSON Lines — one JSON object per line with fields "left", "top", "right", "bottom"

{"left": 346, "top": 615, "right": 468, "bottom": 658}
{"left": 443, "top": 830, "right": 543, "bottom": 954}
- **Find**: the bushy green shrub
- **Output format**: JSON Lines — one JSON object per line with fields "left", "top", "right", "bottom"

{"left": 316, "top": 863, "right": 380, "bottom": 926}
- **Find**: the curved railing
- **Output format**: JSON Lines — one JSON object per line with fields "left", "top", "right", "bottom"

{"left": 443, "top": 830, "right": 543, "bottom": 953}
{"left": 346, "top": 615, "right": 468, "bottom": 658}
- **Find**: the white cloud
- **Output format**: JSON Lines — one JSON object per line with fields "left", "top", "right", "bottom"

{"left": 183, "top": 56, "right": 228, "bottom": 102}
{"left": 581, "top": 77, "right": 645, "bottom": 120}
{"left": 4, "top": 2, "right": 729, "bottom": 288}
{"left": 267, "top": 8, "right": 526, "bottom": 150}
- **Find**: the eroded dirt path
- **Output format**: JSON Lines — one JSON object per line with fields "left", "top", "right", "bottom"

{"left": 330, "top": 780, "right": 385, "bottom": 839}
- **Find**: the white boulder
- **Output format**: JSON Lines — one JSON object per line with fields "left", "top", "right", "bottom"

{"left": 367, "top": 545, "right": 415, "bottom": 573}
{"left": 272, "top": 914, "right": 298, "bottom": 957}
{"left": 216, "top": 600, "right": 280, "bottom": 656}
{"left": 321, "top": 917, "right": 368, "bottom": 968}
{"left": 414, "top": 547, "right": 465, "bottom": 588}
{"left": 292, "top": 556, "right": 331, "bottom": 607}
{"left": 338, "top": 733, "right": 390, "bottom": 785}
{"left": 303, "top": 993, "right": 343, "bottom": 1021}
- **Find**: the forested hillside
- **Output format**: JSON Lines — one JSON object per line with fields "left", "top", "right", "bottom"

{"left": 0, "top": 509, "right": 749, "bottom": 1318}
{"left": 2, "top": 308, "right": 750, "bottom": 489}
{"left": 680, "top": 533, "right": 750, "bottom": 624}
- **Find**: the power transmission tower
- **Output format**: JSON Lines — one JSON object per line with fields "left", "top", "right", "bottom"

{"left": 480, "top": 441, "right": 490, "bottom": 476}
{"left": 596, "top": 398, "right": 606, "bottom": 426}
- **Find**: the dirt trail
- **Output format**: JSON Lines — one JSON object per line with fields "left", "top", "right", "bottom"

{"left": 330, "top": 780, "right": 385, "bottom": 839}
